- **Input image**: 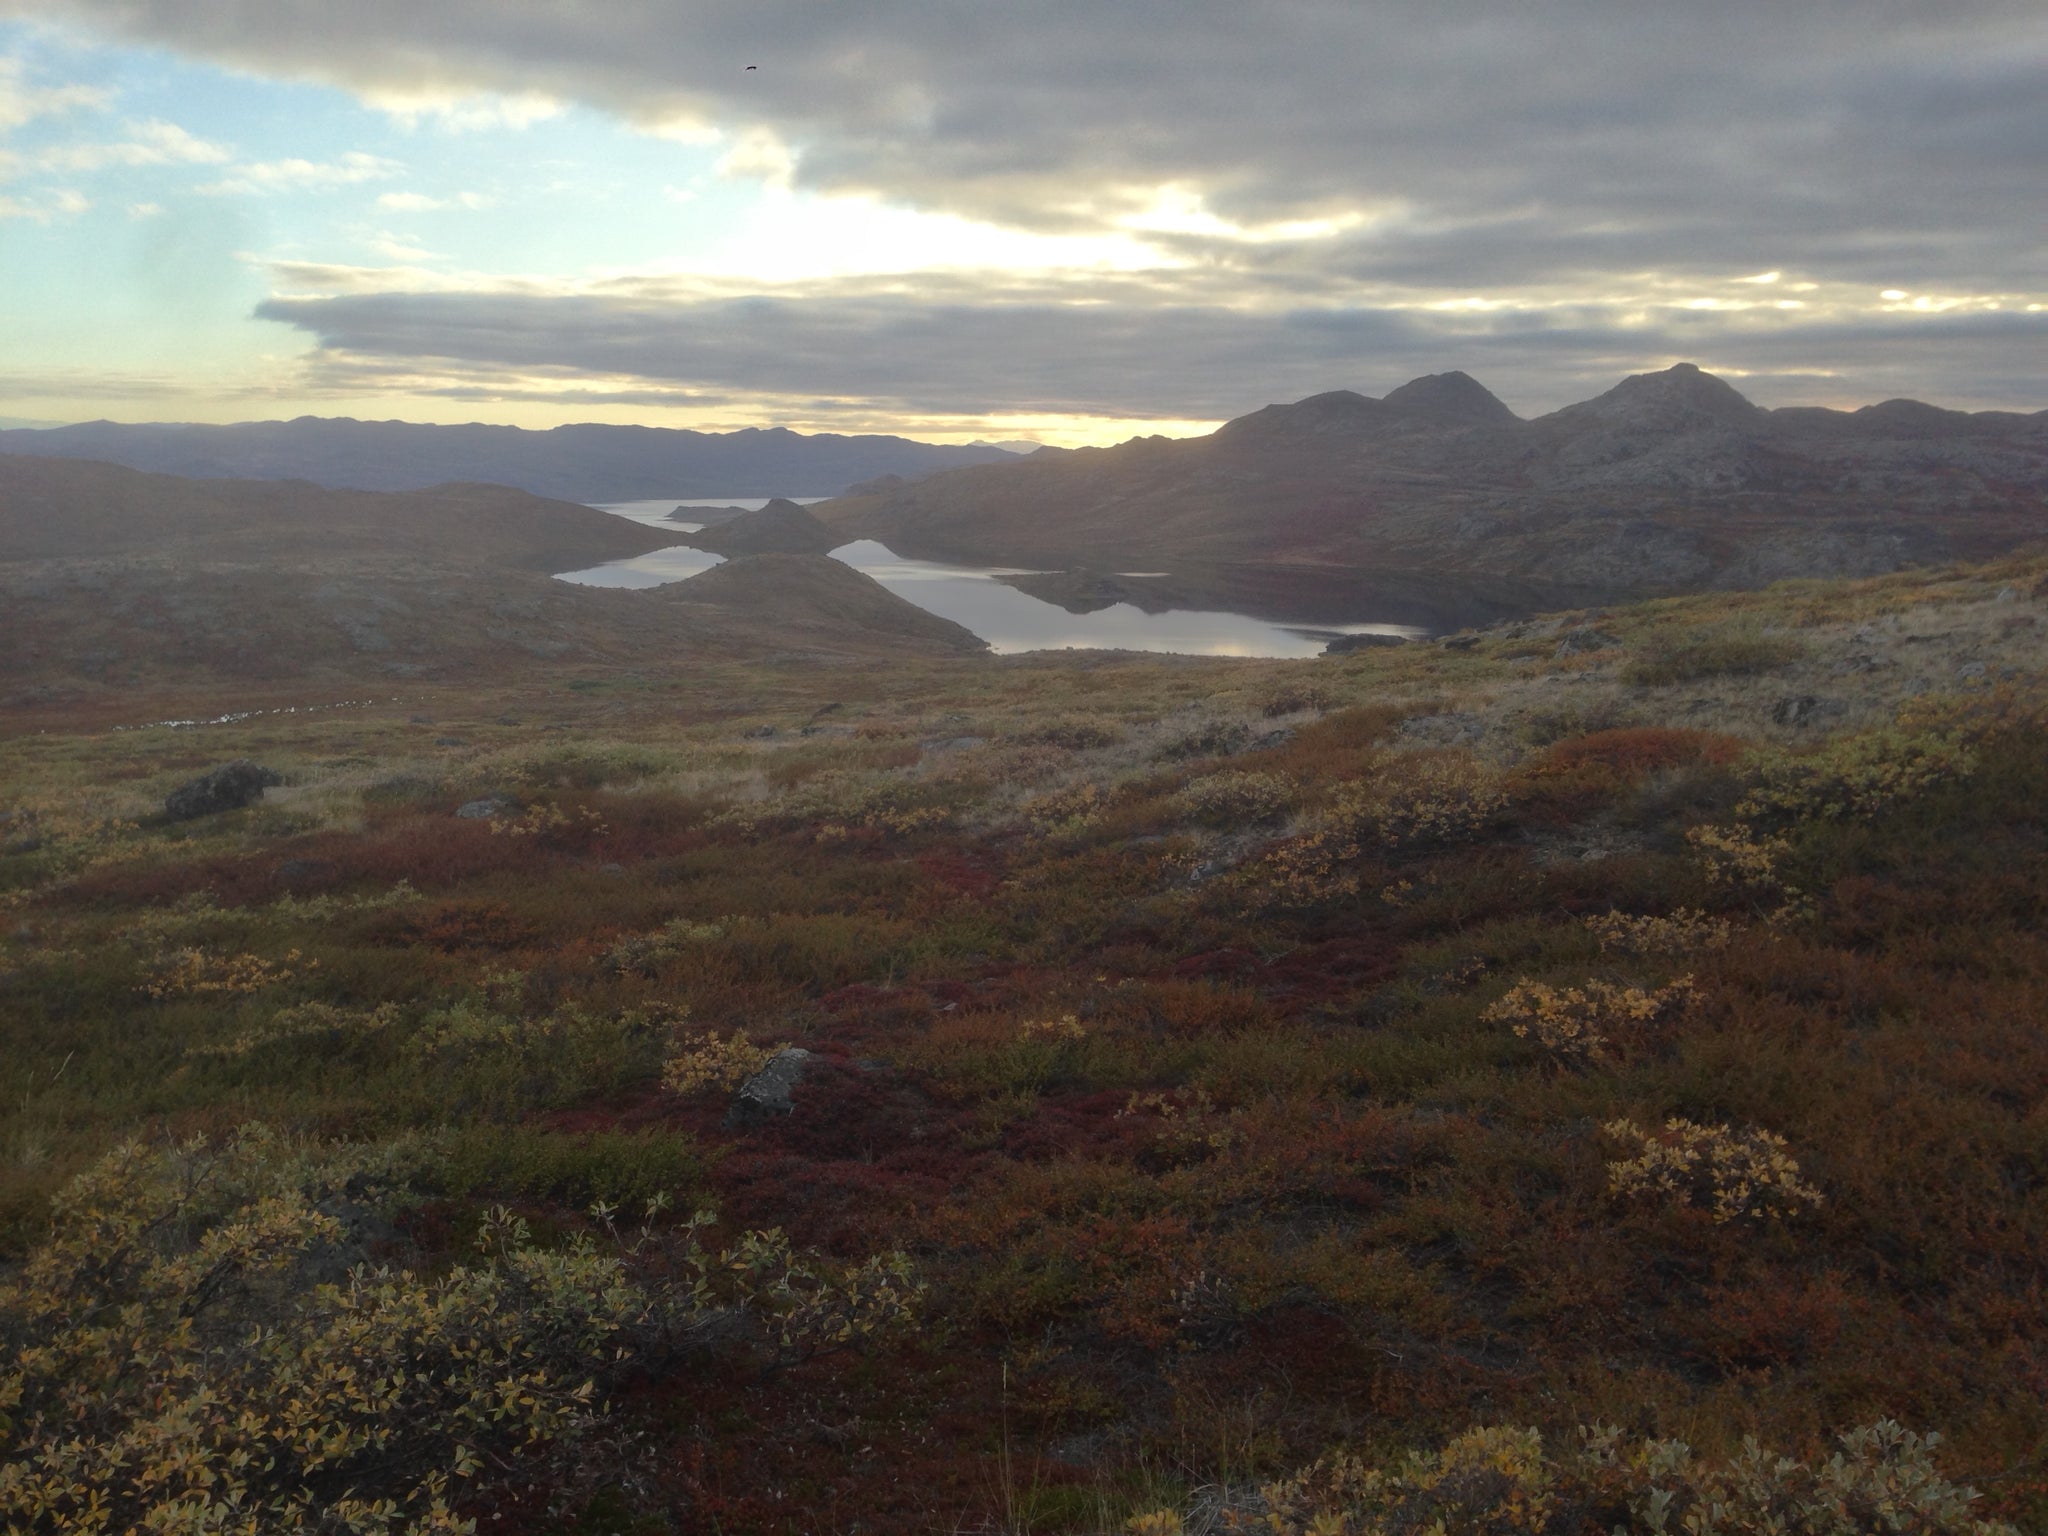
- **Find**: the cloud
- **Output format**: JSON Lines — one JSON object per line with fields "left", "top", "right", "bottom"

{"left": 8, "top": 0, "right": 2043, "bottom": 293}
{"left": 375, "top": 189, "right": 494, "bottom": 211}
{"left": 199, "top": 150, "right": 400, "bottom": 195}
{"left": 365, "top": 230, "right": 441, "bottom": 261}
{"left": 363, "top": 87, "right": 562, "bottom": 132}
{"left": 0, "top": 185, "right": 90, "bottom": 220}
{"left": 254, "top": 279, "right": 2048, "bottom": 423}
{"left": 0, "top": 55, "right": 110, "bottom": 131}
{"left": 23, "top": 117, "right": 230, "bottom": 173}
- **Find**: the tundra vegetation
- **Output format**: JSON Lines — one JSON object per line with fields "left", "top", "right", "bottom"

{"left": 3, "top": 552, "right": 2047, "bottom": 1533}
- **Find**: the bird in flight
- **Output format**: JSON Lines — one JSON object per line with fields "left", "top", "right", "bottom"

{"left": 745, "top": 64, "right": 757, "bottom": 69}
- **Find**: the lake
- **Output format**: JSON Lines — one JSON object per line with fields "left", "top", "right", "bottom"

{"left": 563, "top": 500, "right": 1428, "bottom": 657}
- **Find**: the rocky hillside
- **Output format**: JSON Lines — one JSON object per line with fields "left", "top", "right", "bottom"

{"left": 679, "top": 498, "right": 842, "bottom": 557}
{"left": 0, "top": 418, "right": 1023, "bottom": 502}
{"left": 0, "top": 457, "right": 985, "bottom": 706}
{"left": 818, "top": 365, "right": 2048, "bottom": 600}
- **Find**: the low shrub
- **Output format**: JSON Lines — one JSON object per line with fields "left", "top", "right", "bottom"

{"left": 0, "top": 1129, "right": 919, "bottom": 1536}
{"left": 1604, "top": 1116, "right": 1824, "bottom": 1223}
{"left": 1621, "top": 623, "right": 1806, "bottom": 686}
{"left": 1483, "top": 976, "right": 1696, "bottom": 1066}
{"left": 1206, "top": 1419, "right": 2012, "bottom": 1536}
{"left": 1175, "top": 770, "right": 1293, "bottom": 828}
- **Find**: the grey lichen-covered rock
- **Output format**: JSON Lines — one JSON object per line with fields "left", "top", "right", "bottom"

{"left": 726, "top": 1047, "right": 815, "bottom": 1127}
{"left": 1554, "top": 626, "right": 1623, "bottom": 657}
{"left": 1323, "top": 631, "right": 1411, "bottom": 655}
{"left": 455, "top": 796, "right": 517, "bottom": 819}
{"left": 163, "top": 760, "right": 282, "bottom": 821}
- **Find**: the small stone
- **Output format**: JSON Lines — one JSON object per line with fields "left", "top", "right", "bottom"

{"left": 1957, "top": 661, "right": 1988, "bottom": 679}
{"left": 598, "top": 862, "right": 626, "bottom": 878}
{"left": 726, "top": 1047, "right": 815, "bottom": 1127}
{"left": 434, "top": 736, "right": 467, "bottom": 747}
{"left": 409, "top": 714, "right": 434, "bottom": 724}
{"left": 455, "top": 797, "right": 516, "bottom": 819}
{"left": 164, "top": 760, "right": 282, "bottom": 821}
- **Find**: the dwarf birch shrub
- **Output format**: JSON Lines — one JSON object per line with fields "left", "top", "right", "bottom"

{"left": 1175, "top": 770, "right": 1292, "bottom": 828}
{"left": 1188, "top": 1418, "right": 2012, "bottom": 1535}
{"left": 1605, "top": 1117, "right": 1824, "bottom": 1223}
{"left": 1585, "top": 908, "right": 1733, "bottom": 956}
{"left": 661, "top": 1029, "right": 781, "bottom": 1095}
{"left": 600, "top": 917, "right": 725, "bottom": 977}
{"left": 0, "top": 1128, "right": 919, "bottom": 1536}
{"left": 1738, "top": 727, "right": 1977, "bottom": 826}
{"left": 191, "top": 999, "right": 402, "bottom": 1061}
{"left": 138, "top": 946, "right": 313, "bottom": 999}
{"left": 1338, "top": 756, "right": 1507, "bottom": 851}
{"left": 1483, "top": 977, "right": 1696, "bottom": 1066}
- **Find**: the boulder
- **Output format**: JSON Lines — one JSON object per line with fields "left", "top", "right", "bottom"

{"left": 1554, "top": 627, "right": 1623, "bottom": 657}
{"left": 163, "top": 760, "right": 281, "bottom": 821}
{"left": 726, "top": 1047, "right": 815, "bottom": 1127}
{"left": 455, "top": 796, "right": 517, "bottom": 819}
{"left": 1324, "top": 632, "right": 1410, "bottom": 655}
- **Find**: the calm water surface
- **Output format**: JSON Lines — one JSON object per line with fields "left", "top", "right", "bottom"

{"left": 562, "top": 502, "right": 1424, "bottom": 657}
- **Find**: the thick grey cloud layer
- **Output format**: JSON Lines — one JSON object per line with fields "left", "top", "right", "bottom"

{"left": 19, "top": 0, "right": 2047, "bottom": 284}
{"left": 258, "top": 286, "right": 2048, "bottom": 419}
{"left": 16, "top": 0, "right": 2047, "bottom": 419}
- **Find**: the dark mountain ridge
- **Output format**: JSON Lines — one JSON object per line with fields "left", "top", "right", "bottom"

{"left": 0, "top": 417, "right": 1023, "bottom": 502}
{"left": 817, "top": 364, "right": 2048, "bottom": 601}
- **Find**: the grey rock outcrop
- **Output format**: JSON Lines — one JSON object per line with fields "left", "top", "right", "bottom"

{"left": 163, "top": 760, "right": 281, "bottom": 821}
{"left": 727, "top": 1047, "right": 815, "bottom": 1127}
{"left": 1555, "top": 627, "right": 1623, "bottom": 657}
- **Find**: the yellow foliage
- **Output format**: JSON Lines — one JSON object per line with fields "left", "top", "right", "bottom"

{"left": 1019, "top": 1013, "right": 1088, "bottom": 1042}
{"left": 0, "top": 1129, "right": 921, "bottom": 1536}
{"left": 1227, "top": 1420, "right": 2013, "bottom": 1535}
{"left": 1604, "top": 1116, "right": 1824, "bottom": 1223}
{"left": 488, "top": 802, "right": 610, "bottom": 839}
{"left": 1332, "top": 756, "right": 1508, "bottom": 851}
{"left": 662, "top": 1029, "right": 780, "bottom": 1096}
{"left": 193, "top": 1000, "right": 402, "bottom": 1060}
{"left": 1176, "top": 770, "right": 1292, "bottom": 827}
{"left": 1738, "top": 727, "right": 1977, "bottom": 825}
{"left": 1483, "top": 977, "right": 1696, "bottom": 1065}
{"left": 1584, "top": 908, "right": 1733, "bottom": 956}
{"left": 139, "top": 947, "right": 311, "bottom": 999}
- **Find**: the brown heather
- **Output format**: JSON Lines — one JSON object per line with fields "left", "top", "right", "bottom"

{"left": 4, "top": 548, "right": 2048, "bottom": 1532}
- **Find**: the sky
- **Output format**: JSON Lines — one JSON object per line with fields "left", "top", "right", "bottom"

{"left": 0, "top": 2, "right": 2042, "bottom": 447}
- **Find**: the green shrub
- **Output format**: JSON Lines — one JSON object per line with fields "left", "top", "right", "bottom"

{"left": 1621, "top": 624, "right": 1805, "bottom": 686}
{"left": 0, "top": 1128, "right": 919, "bottom": 1536}
{"left": 1162, "top": 1419, "right": 2014, "bottom": 1535}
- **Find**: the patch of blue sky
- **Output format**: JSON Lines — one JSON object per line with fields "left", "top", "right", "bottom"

{"left": 3, "top": 19, "right": 759, "bottom": 413}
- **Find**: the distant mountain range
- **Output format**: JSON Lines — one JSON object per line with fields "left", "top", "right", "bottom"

{"left": 0, "top": 418, "right": 1024, "bottom": 501}
{"left": 819, "top": 365, "right": 2048, "bottom": 603}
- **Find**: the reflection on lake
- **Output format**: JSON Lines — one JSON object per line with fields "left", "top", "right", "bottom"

{"left": 558, "top": 511, "right": 1427, "bottom": 656}
{"left": 557, "top": 545, "right": 726, "bottom": 589}
{"left": 826, "top": 541, "right": 1421, "bottom": 658}
{"left": 588, "top": 497, "right": 827, "bottom": 530}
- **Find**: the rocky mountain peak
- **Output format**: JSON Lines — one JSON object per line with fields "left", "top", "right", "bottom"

{"left": 1559, "top": 362, "right": 1764, "bottom": 432}
{"left": 1382, "top": 371, "right": 1519, "bottom": 426}
{"left": 1214, "top": 389, "right": 1388, "bottom": 442}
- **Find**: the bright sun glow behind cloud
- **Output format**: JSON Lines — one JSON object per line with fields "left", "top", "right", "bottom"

{"left": 0, "top": 5, "right": 2043, "bottom": 440}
